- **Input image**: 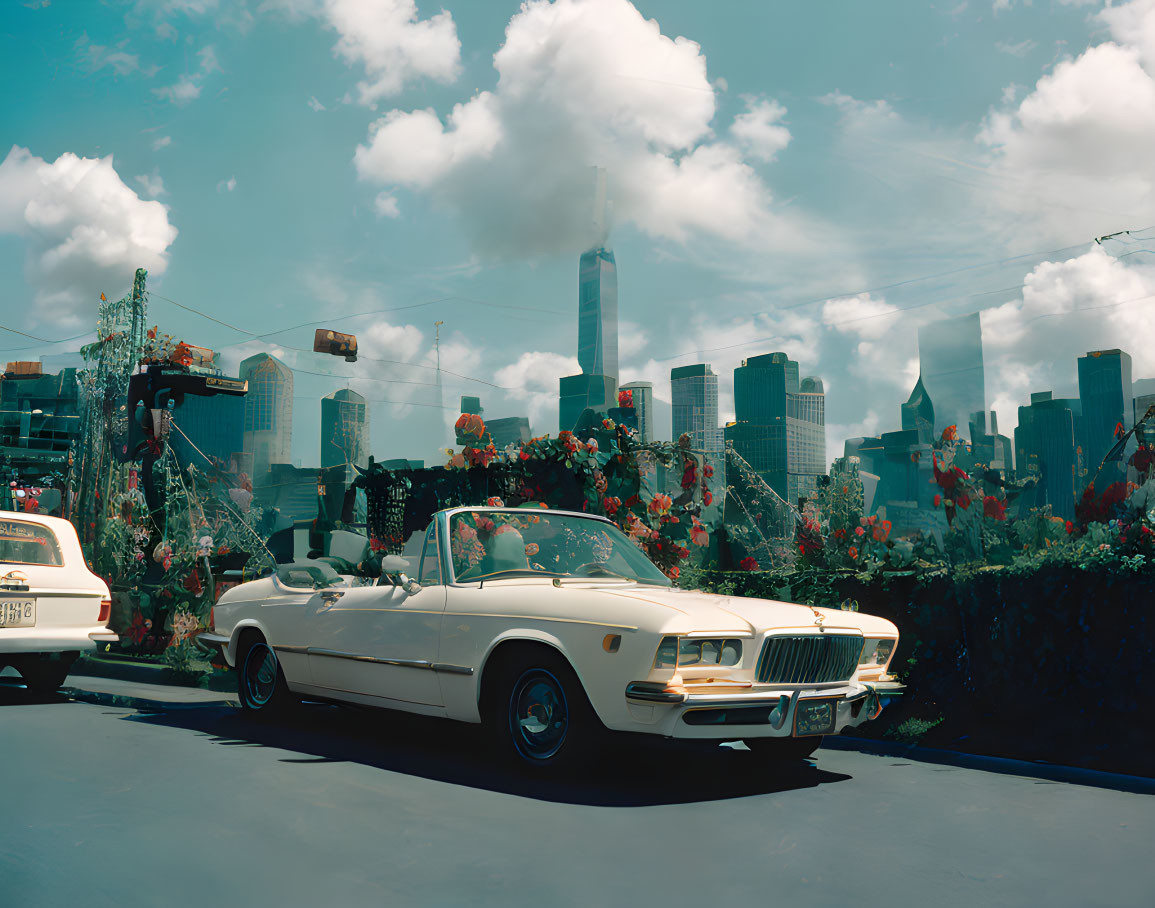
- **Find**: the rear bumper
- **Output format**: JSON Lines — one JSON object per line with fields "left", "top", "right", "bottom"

{"left": 622, "top": 679, "right": 906, "bottom": 739}
{"left": 0, "top": 626, "right": 117, "bottom": 655}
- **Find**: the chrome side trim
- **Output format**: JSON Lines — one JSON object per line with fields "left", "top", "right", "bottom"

{"left": 625, "top": 682, "right": 686, "bottom": 704}
{"left": 272, "top": 644, "right": 309, "bottom": 655}
{"left": 304, "top": 647, "right": 473, "bottom": 675}
{"left": 196, "top": 632, "right": 229, "bottom": 646}
{"left": 89, "top": 631, "right": 120, "bottom": 642}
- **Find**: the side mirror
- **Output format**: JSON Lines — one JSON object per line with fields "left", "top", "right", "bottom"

{"left": 399, "top": 575, "right": 422, "bottom": 595}
{"left": 380, "top": 555, "right": 410, "bottom": 574}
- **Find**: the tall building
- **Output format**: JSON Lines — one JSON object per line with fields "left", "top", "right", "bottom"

{"left": 578, "top": 248, "right": 618, "bottom": 380}
{"left": 619, "top": 381, "right": 654, "bottom": 443}
{"left": 487, "top": 416, "right": 532, "bottom": 450}
{"left": 240, "top": 353, "right": 293, "bottom": 479}
{"left": 968, "top": 410, "right": 1014, "bottom": 479}
{"left": 725, "top": 352, "right": 825, "bottom": 504}
{"left": 559, "top": 373, "right": 617, "bottom": 432}
{"left": 901, "top": 375, "right": 935, "bottom": 444}
{"left": 321, "top": 389, "right": 370, "bottom": 479}
{"left": 1078, "top": 349, "right": 1132, "bottom": 482}
{"left": 918, "top": 313, "right": 985, "bottom": 439}
{"left": 671, "top": 364, "right": 722, "bottom": 452}
{"left": 1015, "top": 392, "right": 1081, "bottom": 520}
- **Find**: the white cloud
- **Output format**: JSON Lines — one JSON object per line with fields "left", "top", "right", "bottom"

{"left": 321, "top": 0, "right": 461, "bottom": 106}
{"left": 154, "top": 45, "right": 220, "bottom": 104}
{"left": 618, "top": 320, "right": 649, "bottom": 359}
{"left": 494, "top": 351, "right": 580, "bottom": 428}
{"left": 0, "top": 146, "right": 178, "bottom": 327}
{"left": 982, "top": 245, "right": 1155, "bottom": 434}
{"left": 151, "top": 135, "right": 173, "bottom": 151}
{"left": 979, "top": 0, "right": 1155, "bottom": 243}
{"left": 353, "top": 0, "right": 803, "bottom": 258}
{"left": 216, "top": 176, "right": 237, "bottom": 192}
{"left": 308, "top": 95, "right": 326, "bottom": 111}
{"left": 134, "top": 172, "right": 166, "bottom": 197}
{"left": 729, "top": 96, "right": 791, "bottom": 162}
{"left": 373, "top": 191, "right": 399, "bottom": 218}
{"left": 995, "top": 39, "right": 1037, "bottom": 58}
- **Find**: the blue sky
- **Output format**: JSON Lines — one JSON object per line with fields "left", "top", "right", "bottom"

{"left": 3, "top": 0, "right": 1155, "bottom": 466}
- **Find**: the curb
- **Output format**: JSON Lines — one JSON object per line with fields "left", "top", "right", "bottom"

{"left": 821, "top": 735, "right": 1155, "bottom": 795}
{"left": 63, "top": 684, "right": 238, "bottom": 711}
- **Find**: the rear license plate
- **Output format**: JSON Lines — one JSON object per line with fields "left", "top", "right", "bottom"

{"left": 0, "top": 598, "right": 36, "bottom": 628}
{"left": 793, "top": 698, "right": 837, "bottom": 737}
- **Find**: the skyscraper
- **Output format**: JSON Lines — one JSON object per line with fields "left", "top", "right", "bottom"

{"left": 918, "top": 313, "right": 985, "bottom": 439}
{"left": 1078, "top": 348, "right": 1132, "bottom": 483}
{"left": 1015, "top": 391, "right": 1081, "bottom": 520}
{"left": 578, "top": 248, "right": 618, "bottom": 380}
{"left": 671, "top": 364, "right": 722, "bottom": 452}
{"left": 725, "top": 352, "right": 825, "bottom": 505}
{"left": 559, "top": 167, "right": 619, "bottom": 431}
{"left": 240, "top": 353, "right": 293, "bottom": 479}
{"left": 487, "top": 416, "right": 532, "bottom": 449}
{"left": 321, "top": 388, "right": 370, "bottom": 479}
{"left": 619, "top": 381, "right": 654, "bottom": 443}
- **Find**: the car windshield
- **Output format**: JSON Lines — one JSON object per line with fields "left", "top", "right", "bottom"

{"left": 448, "top": 510, "right": 671, "bottom": 586}
{"left": 0, "top": 518, "right": 63, "bottom": 567}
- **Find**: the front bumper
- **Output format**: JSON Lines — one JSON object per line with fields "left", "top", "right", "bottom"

{"left": 623, "top": 679, "right": 905, "bottom": 739}
{"left": 0, "top": 626, "right": 119, "bottom": 655}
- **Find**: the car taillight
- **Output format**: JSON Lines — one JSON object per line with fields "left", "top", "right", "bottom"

{"left": 98, "top": 598, "right": 112, "bottom": 622}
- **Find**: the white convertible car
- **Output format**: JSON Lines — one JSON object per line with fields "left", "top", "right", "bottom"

{"left": 0, "top": 513, "right": 118, "bottom": 692}
{"left": 200, "top": 507, "right": 903, "bottom": 768}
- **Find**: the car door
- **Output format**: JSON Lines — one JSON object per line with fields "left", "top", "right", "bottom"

{"left": 306, "top": 522, "right": 447, "bottom": 707}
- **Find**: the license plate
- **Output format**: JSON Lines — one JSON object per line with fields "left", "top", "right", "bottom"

{"left": 793, "top": 698, "right": 837, "bottom": 737}
{"left": 0, "top": 598, "right": 36, "bottom": 628}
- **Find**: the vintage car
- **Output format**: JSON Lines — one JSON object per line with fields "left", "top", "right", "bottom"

{"left": 199, "top": 507, "right": 903, "bottom": 769}
{"left": 0, "top": 513, "right": 117, "bottom": 691}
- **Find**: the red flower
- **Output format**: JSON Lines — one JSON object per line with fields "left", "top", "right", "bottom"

{"left": 1066, "top": 520, "right": 1075, "bottom": 534}
{"left": 739, "top": 556, "right": 758, "bottom": 571}
{"left": 681, "top": 463, "right": 697, "bottom": 489}
{"left": 617, "top": 388, "right": 633, "bottom": 408}
{"left": 665, "top": 565, "right": 680, "bottom": 580}
{"left": 941, "top": 425, "right": 958, "bottom": 442}
{"left": 956, "top": 492, "right": 971, "bottom": 511}
{"left": 519, "top": 449, "right": 530, "bottom": 461}
{"left": 690, "top": 519, "right": 708, "bottom": 547}
{"left": 933, "top": 494, "right": 942, "bottom": 507}
{"left": 982, "top": 496, "right": 1007, "bottom": 521}
{"left": 848, "top": 546, "right": 858, "bottom": 560}
{"left": 602, "top": 496, "right": 620, "bottom": 516}
{"left": 702, "top": 490, "right": 713, "bottom": 506}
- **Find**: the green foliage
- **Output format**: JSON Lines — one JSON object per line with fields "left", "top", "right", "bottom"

{"left": 885, "top": 715, "right": 945, "bottom": 743}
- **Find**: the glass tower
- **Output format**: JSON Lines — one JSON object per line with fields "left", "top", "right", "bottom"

{"left": 1078, "top": 348, "right": 1132, "bottom": 484}
{"left": 1014, "top": 392, "right": 1082, "bottom": 520}
{"left": 619, "top": 381, "right": 654, "bottom": 443}
{"left": 321, "top": 388, "right": 370, "bottom": 478}
{"left": 671, "top": 364, "right": 722, "bottom": 452}
{"left": 240, "top": 353, "right": 293, "bottom": 480}
{"left": 918, "top": 314, "right": 985, "bottom": 440}
{"left": 577, "top": 248, "right": 618, "bottom": 380}
{"left": 726, "top": 352, "right": 825, "bottom": 505}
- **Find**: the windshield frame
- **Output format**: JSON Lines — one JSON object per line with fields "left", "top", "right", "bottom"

{"left": 439, "top": 507, "right": 672, "bottom": 588}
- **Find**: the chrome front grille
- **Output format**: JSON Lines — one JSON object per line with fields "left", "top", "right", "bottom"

{"left": 756, "top": 634, "right": 863, "bottom": 684}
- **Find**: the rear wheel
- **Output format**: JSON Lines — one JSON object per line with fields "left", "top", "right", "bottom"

{"left": 492, "top": 648, "right": 603, "bottom": 770}
{"left": 237, "top": 638, "right": 293, "bottom": 715}
{"left": 744, "top": 736, "right": 822, "bottom": 762}
{"left": 18, "top": 653, "right": 76, "bottom": 693}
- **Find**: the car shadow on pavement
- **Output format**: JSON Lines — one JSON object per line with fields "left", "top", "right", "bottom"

{"left": 127, "top": 700, "right": 852, "bottom": 806}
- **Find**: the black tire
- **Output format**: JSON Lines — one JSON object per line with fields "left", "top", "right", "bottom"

{"left": 237, "top": 637, "right": 293, "bottom": 715}
{"left": 19, "top": 653, "right": 76, "bottom": 693}
{"left": 492, "top": 647, "right": 603, "bottom": 770}
{"left": 744, "top": 736, "right": 823, "bottom": 762}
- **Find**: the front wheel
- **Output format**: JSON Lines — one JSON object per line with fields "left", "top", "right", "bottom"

{"left": 493, "top": 650, "right": 602, "bottom": 770}
{"left": 744, "top": 736, "right": 822, "bottom": 762}
{"left": 237, "top": 639, "right": 293, "bottom": 715}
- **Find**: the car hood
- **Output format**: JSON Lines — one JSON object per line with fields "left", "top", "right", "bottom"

{"left": 603, "top": 585, "right": 897, "bottom": 636}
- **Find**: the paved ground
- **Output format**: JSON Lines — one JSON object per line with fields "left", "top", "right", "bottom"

{"left": 2, "top": 675, "right": 1153, "bottom": 908}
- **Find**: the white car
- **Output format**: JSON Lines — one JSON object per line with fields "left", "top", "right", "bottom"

{"left": 201, "top": 507, "right": 904, "bottom": 768}
{"left": 0, "top": 513, "right": 118, "bottom": 692}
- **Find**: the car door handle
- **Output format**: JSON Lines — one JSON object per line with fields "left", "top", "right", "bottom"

{"left": 319, "top": 591, "right": 345, "bottom": 609}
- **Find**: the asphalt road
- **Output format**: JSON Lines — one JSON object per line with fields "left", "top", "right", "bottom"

{"left": 2, "top": 681, "right": 1152, "bottom": 908}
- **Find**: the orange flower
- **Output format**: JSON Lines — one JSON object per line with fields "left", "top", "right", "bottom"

{"left": 848, "top": 546, "right": 858, "bottom": 559}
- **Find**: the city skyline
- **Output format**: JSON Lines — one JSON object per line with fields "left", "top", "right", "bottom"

{"left": 4, "top": 2, "right": 1155, "bottom": 467}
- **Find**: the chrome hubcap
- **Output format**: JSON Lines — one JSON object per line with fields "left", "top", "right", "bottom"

{"left": 509, "top": 669, "right": 568, "bottom": 761}
{"left": 244, "top": 643, "right": 278, "bottom": 706}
